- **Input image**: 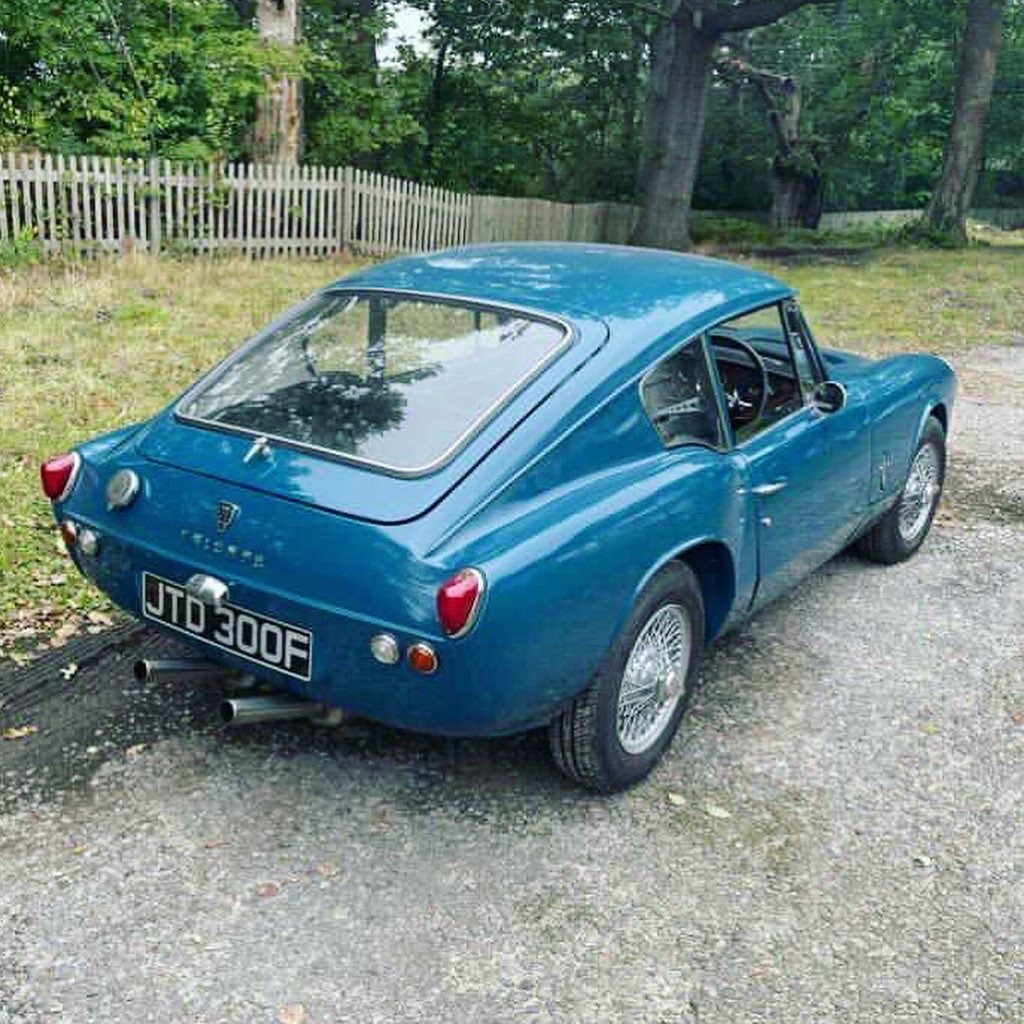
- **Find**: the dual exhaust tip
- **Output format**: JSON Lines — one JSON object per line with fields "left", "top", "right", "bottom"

{"left": 133, "top": 658, "right": 331, "bottom": 726}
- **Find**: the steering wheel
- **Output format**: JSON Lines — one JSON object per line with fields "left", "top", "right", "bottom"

{"left": 710, "top": 332, "right": 771, "bottom": 428}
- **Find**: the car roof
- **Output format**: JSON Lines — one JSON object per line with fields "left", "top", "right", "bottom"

{"left": 331, "top": 243, "right": 791, "bottom": 329}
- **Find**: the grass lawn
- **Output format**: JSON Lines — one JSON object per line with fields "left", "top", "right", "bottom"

{"left": 756, "top": 248, "right": 1024, "bottom": 358}
{"left": 1, "top": 247, "right": 1022, "bottom": 657}
{"left": 0, "top": 255, "right": 365, "bottom": 656}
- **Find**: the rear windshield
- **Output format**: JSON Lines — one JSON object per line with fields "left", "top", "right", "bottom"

{"left": 177, "top": 292, "right": 569, "bottom": 474}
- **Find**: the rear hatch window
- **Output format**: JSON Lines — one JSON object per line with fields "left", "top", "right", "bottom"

{"left": 177, "top": 291, "right": 569, "bottom": 476}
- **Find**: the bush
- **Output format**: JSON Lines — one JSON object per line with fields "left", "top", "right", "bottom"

{"left": 690, "top": 216, "right": 776, "bottom": 246}
{"left": 690, "top": 215, "right": 903, "bottom": 251}
{"left": 0, "top": 228, "right": 43, "bottom": 269}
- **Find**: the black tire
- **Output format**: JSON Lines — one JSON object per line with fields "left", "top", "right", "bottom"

{"left": 855, "top": 416, "right": 946, "bottom": 565}
{"left": 548, "top": 562, "right": 704, "bottom": 793}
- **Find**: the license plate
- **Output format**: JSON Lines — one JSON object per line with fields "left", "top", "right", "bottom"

{"left": 141, "top": 572, "right": 312, "bottom": 681}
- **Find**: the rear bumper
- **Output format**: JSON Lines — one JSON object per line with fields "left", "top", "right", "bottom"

{"left": 68, "top": 523, "right": 562, "bottom": 737}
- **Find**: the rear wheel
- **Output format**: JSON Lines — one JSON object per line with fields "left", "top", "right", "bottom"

{"left": 856, "top": 416, "right": 946, "bottom": 565}
{"left": 549, "top": 563, "right": 704, "bottom": 793}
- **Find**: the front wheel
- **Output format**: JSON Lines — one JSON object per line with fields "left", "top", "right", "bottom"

{"left": 856, "top": 416, "right": 946, "bottom": 565}
{"left": 548, "top": 563, "right": 704, "bottom": 793}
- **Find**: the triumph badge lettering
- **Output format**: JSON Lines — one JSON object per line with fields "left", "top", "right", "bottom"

{"left": 142, "top": 572, "right": 312, "bottom": 680}
{"left": 216, "top": 501, "right": 240, "bottom": 533}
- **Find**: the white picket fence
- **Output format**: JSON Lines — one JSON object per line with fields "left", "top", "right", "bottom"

{"left": 0, "top": 152, "right": 640, "bottom": 258}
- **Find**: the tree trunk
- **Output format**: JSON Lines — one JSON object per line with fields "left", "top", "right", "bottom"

{"left": 630, "top": 0, "right": 833, "bottom": 250}
{"left": 630, "top": 16, "right": 715, "bottom": 250}
{"left": 924, "top": 0, "right": 1004, "bottom": 243}
{"left": 717, "top": 55, "right": 824, "bottom": 230}
{"left": 771, "top": 160, "right": 823, "bottom": 228}
{"left": 254, "top": 0, "right": 302, "bottom": 164}
{"left": 423, "top": 36, "right": 448, "bottom": 173}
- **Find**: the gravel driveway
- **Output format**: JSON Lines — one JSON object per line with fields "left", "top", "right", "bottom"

{"left": 1, "top": 346, "right": 1021, "bottom": 1024}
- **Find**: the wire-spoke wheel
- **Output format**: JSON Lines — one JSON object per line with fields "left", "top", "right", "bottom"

{"left": 855, "top": 415, "right": 946, "bottom": 565}
{"left": 616, "top": 605, "right": 691, "bottom": 755}
{"left": 897, "top": 442, "right": 941, "bottom": 544}
{"left": 549, "top": 562, "right": 704, "bottom": 793}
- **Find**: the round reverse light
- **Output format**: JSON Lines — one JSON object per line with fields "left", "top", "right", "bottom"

{"left": 407, "top": 642, "right": 438, "bottom": 675}
{"left": 370, "top": 633, "right": 400, "bottom": 665}
{"left": 106, "top": 468, "right": 140, "bottom": 510}
{"left": 78, "top": 528, "right": 101, "bottom": 557}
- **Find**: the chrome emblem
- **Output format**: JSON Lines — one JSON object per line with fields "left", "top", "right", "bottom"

{"left": 216, "top": 501, "right": 240, "bottom": 533}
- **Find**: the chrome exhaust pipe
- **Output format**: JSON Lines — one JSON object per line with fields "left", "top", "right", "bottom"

{"left": 133, "top": 658, "right": 234, "bottom": 684}
{"left": 219, "top": 694, "right": 326, "bottom": 726}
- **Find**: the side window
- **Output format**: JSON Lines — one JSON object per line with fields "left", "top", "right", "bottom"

{"left": 783, "top": 301, "right": 823, "bottom": 398}
{"left": 641, "top": 336, "right": 723, "bottom": 449}
{"left": 708, "top": 302, "right": 802, "bottom": 443}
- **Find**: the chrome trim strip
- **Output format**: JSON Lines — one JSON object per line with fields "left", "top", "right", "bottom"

{"left": 55, "top": 451, "right": 82, "bottom": 504}
{"left": 172, "top": 288, "right": 575, "bottom": 479}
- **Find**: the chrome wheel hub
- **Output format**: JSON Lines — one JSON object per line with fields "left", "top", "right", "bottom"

{"left": 616, "top": 604, "right": 692, "bottom": 756}
{"left": 898, "top": 443, "right": 941, "bottom": 544}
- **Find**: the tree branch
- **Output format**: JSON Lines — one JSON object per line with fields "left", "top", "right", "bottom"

{"left": 618, "top": 0, "right": 687, "bottom": 23}
{"left": 715, "top": 52, "right": 794, "bottom": 151}
{"left": 705, "top": 0, "right": 832, "bottom": 34}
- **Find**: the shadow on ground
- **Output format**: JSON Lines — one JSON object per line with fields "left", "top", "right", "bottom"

{"left": 0, "top": 582, "right": 808, "bottom": 811}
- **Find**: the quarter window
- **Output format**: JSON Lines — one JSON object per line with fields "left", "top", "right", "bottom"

{"left": 641, "top": 336, "right": 723, "bottom": 449}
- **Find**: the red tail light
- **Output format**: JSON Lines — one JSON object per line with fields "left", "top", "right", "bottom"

{"left": 436, "top": 568, "right": 485, "bottom": 637}
{"left": 40, "top": 452, "right": 81, "bottom": 502}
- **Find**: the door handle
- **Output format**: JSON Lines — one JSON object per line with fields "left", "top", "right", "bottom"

{"left": 752, "top": 479, "right": 788, "bottom": 497}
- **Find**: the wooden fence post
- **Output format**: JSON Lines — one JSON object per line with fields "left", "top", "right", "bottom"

{"left": 147, "top": 157, "right": 161, "bottom": 255}
{"left": 340, "top": 166, "right": 353, "bottom": 251}
{"left": 2, "top": 149, "right": 692, "bottom": 257}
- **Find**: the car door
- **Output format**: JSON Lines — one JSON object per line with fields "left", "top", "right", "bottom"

{"left": 707, "top": 301, "right": 870, "bottom": 611}
{"left": 782, "top": 300, "right": 872, "bottom": 551}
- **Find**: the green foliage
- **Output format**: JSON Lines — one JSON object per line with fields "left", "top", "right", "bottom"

{"left": 690, "top": 217, "right": 777, "bottom": 246}
{"left": 1, "top": 0, "right": 294, "bottom": 159}
{"left": 0, "top": 81, "right": 30, "bottom": 150}
{"left": 1, "top": 0, "right": 1022, "bottom": 215}
{"left": 895, "top": 219, "right": 964, "bottom": 249}
{"left": 689, "top": 215, "right": 903, "bottom": 250}
{"left": 0, "top": 228, "right": 43, "bottom": 268}
{"left": 695, "top": 0, "right": 965, "bottom": 213}
{"left": 303, "top": 1, "right": 422, "bottom": 164}
{"left": 381, "top": 0, "right": 647, "bottom": 198}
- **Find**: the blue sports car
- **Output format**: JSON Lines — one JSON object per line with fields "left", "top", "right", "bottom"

{"left": 42, "top": 244, "right": 955, "bottom": 791}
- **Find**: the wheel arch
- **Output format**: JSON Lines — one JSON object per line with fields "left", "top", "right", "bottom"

{"left": 907, "top": 398, "right": 949, "bottom": 480}
{"left": 929, "top": 401, "right": 948, "bottom": 434}
{"left": 632, "top": 538, "right": 737, "bottom": 647}
{"left": 674, "top": 540, "right": 736, "bottom": 644}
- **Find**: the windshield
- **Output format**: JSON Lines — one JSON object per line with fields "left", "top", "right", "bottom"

{"left": 177, "top": 291, "right": 569, "bottom": 475}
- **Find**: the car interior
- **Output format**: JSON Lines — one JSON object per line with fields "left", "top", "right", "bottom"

{"left": 709, "top": 326, "right": 804, "bottom": 442}
{"left": 641, "top": 302, "right": 818, "bottom": 450}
